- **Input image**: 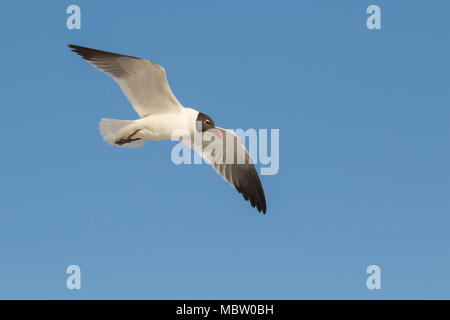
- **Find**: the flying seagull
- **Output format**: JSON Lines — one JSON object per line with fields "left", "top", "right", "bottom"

{"left": 68, "top": 44, "right": 266, "bottom": 213}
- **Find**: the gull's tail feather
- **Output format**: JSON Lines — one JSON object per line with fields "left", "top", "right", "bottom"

{"left": 99, "top": 118, "right": 147, "bottom": 148}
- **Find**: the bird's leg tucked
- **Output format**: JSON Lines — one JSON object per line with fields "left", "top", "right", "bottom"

{"left": 115, "top": 130, "right": 141, "bottom": 145}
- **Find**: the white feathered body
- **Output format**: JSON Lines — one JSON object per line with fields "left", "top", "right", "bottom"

{"left": 99, "top": 107, "right": 199, "bottom": 147}
{"left": 137, "top": 107, "right": 198, "bottom": 140}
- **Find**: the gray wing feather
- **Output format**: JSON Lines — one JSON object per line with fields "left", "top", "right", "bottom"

{"left": 69, "top": 44, "right": 183, "bottom": 117}
{"left": 189, "top": 127, "right": 267, "bottom": 213}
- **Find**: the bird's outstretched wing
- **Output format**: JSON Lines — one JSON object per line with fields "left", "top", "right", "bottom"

{"left": 69, "top": 44, "right": 183, "bottom": 117}
{"left": 187, "top": 127, "right": 267, "bottom": 213}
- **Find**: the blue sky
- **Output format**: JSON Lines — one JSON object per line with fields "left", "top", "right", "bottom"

{"left": 0, "top": 0, "right": 449, "bottom": 299}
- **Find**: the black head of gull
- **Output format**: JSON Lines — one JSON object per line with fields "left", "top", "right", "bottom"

{"left": 196, "top": 112, "right": 216, "bottom": 132}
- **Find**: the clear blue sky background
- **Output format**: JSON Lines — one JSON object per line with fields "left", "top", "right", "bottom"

{"left": 0, "top": 1, "right": 449, "bottom": 299}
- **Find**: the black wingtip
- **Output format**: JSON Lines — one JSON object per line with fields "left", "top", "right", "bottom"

{"left": 68, "top": 44, "right": 139, "bottom": 61}
{"left": 258, "top": 203, "right": 267, "bottom": 214}
{"left": 233, "top": 164, "right": 266, "bottom": 214}
{"left": 256, "top": 197, "right": 267, "bottom": 214}
{"left": 68, "top": 43, "right": 81, "bottom": 51}
{"left": 68, "top": 44, "right": 90, "bottom": 57}
{"left": 68, "top": 44, "right": 86, "bottom": 49}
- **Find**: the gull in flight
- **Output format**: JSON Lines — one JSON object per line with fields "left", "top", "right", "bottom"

{"left": 69, "top": 44, "right": 266, "bottom": 213}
